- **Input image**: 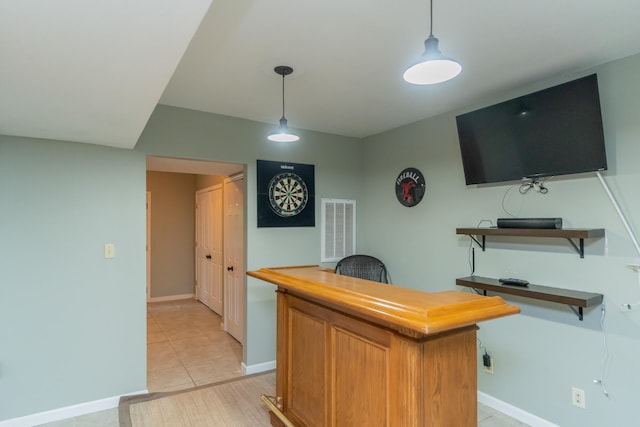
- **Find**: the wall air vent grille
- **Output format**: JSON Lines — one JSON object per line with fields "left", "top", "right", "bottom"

{"left": 321, "top": 198, "right": 356, "bottom": 262}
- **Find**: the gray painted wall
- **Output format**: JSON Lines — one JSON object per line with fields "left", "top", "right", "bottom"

{"left": 0, "top": 137, "right": 146, "bottom": 419}
{"left": 0, "top": 104, "right": 362, "bottom": 421}
{"left": 135, "top": 106, "right": 365, "bottom": 367}
{"left": 2, "top": 50, "right": 639, "bottom": 426}
{"left": 359, "top": 53, "right": 640, "bottom": 426}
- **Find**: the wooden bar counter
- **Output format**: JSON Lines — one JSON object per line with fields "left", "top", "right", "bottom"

{"left": 248, "top": 265, "right": 519, "bottom": 427}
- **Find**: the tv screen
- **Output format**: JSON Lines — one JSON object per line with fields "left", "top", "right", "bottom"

{"left": 456, "top": 74, "right": 607, "bottom": 185}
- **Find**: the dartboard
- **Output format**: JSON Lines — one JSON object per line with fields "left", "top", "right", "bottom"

{"left": 268, "top": 172, "right": 309, "bottom": 217}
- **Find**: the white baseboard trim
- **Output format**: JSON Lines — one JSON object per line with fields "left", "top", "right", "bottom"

{"left": 0, "top": 389, "right": 147, "bottom": 427}
{"left": 242, "top": 360, "right": 276, "bottom": 375}
{"left": 148, "top": 293, "right": 195, "bottom": 303}
{"left": 478, "top": 391, "right": 559, "bottom": 427}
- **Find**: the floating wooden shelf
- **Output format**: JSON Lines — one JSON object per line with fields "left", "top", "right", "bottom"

{"left": 456, "top": 276, "right": 603, "bottom": 321}
{"left": 456, "top": 227, "right": 605, "bottom": 258}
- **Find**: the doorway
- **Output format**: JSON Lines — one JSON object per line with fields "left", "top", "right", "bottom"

{"left": 146, "top": 156, "right": 246, "bottom": 389}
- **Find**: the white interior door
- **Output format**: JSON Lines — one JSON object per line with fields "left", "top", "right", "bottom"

{"left": 196, "top": 185, "right": 223, "bottom": 315}
{"left": 224, "top": 175, "right": 244, "bottom": 344}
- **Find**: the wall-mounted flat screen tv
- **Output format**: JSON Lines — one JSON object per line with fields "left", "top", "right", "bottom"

{"left": 455, "top": 74, "right": 607, "bottom": 185}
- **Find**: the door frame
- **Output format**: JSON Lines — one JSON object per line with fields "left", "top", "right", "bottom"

{"left": 145, "top": 156, "right": 246, "bottom": 346}
{"left": 146, "top": 191, "right": 151, "bottom": 302}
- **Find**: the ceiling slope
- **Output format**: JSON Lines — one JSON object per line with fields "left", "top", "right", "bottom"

{"left": 0, "top": 0, "right": 213, "bottom": 149}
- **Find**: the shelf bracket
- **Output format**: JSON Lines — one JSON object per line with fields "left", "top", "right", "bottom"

{"left": 568, "top": 305, "right": 584, "bottom": 321}
{"left": 469, "top": 235, "right": 486, "bottom": 251}
{"left": 565, "top": 238, "right": 585, "bottom": 258}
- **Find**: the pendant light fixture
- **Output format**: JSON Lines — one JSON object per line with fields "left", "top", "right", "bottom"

{"left": 403, "top": 0, "right": 462, "bottom": 85}
{"left": 267, "top": 65, "right": 299, "bottom": 142}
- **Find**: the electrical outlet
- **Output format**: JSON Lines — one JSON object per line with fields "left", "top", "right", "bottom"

{"left": 621, "top": 303, "right": 637, "bottom": 312}
{"left": 572, "top": 387, "right": 585, "bottom": 408}
{"left": 483, "top": 357, "right": 494, "bottom": 374}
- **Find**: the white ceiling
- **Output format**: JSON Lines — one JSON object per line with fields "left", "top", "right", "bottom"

{"left": 0, "top": 0, "right": 212, "bottom": 149}
{"left": 3, "top": 0, "right": 640, "bottom": 153}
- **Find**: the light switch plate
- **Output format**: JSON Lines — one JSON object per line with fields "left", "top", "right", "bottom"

{"left": 104, "top": 243, "right": 115, "bottom": 259}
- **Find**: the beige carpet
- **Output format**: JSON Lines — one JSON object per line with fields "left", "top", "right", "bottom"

{"left": 119, "top": 372, "right": 275, "bottom": 427}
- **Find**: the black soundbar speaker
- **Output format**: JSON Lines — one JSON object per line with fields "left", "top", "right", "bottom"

{"left": 497, "top": 218, "right": 563, "bottom": 229}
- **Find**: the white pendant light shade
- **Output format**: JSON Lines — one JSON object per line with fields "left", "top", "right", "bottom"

{"left": 403, "top": 36, "right": 462, "bottom": 85}
{"left": 267, "top": 65, "right": 299, "bottom": 142}
{"left": 403, "top": 0, "right": 462, "bottom": 85}
{"left": 268, "top": 117, "right": 300, "bottom": 142}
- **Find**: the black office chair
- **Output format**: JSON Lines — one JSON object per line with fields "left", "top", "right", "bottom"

{"left": 335, "top": 255, "right": 388, "bottom": 283}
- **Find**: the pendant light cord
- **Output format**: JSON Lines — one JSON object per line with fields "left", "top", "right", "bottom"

{"left": 281, "top": 74, "right": 286, "bottom": 119}
{"left": 268, "top": 65, "right": 298, "bottom": 141}
{"left": 429, "top": 0, "right": 434, "bottom": 37}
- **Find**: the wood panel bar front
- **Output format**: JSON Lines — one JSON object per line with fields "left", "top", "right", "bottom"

{"left": 248, "top": 266, "right": 519, "bottom": 426}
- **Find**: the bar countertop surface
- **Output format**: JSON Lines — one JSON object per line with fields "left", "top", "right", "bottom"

{"left": 248, "top": 265, "right": 519, "bottom": 335}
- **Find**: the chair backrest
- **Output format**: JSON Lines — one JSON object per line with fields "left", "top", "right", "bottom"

{"left": 334, "top": 255, "right": 388, "bottom": 283}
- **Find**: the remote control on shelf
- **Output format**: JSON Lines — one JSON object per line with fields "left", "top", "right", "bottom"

{"left": 498, "top": 278, "right": 530, "bottom": 287}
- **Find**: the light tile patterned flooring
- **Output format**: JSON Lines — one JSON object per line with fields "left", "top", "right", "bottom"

{"left": 146, "top": 299, "right": 243, "bottom": 392}
{"left": 38, "top": 298, "right": 529, "bottom": 426}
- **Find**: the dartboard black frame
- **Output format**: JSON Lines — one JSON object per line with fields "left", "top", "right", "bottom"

{"left": 257, "top": 159, "right": 315, "bottom": 227}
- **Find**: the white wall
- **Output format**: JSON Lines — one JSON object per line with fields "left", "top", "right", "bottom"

{"left": 360, "top": 53, "right": 640, "bottom": 426}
